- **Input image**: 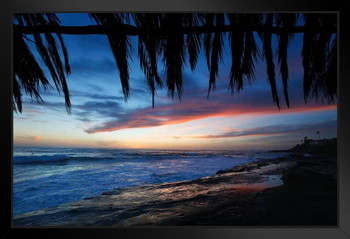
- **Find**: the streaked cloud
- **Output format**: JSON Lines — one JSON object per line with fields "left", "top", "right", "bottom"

{"left": 192, "top": 120, "right": 337, "bottom": 139}
{"left": 85, "top": 96, "right": 336, "bottom": 134}
{"left": 17, "top": 136, "right": 42, "bottom": 141}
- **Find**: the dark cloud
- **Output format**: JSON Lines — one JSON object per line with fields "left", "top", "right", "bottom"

{"left": 71, "top": 100, "right": 124, "bottom": 124}
{"left": 20, "top": 98, "right": 124, "bottom": 124}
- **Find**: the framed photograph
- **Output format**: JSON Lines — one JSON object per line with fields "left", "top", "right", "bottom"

{"left": 1, "top": 0, "right": 350, "bottom": 238}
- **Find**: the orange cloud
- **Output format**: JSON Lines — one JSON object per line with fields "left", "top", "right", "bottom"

{"left": 86, "top": 98, "right": 336, "bottom": 134}
{"left": 18, "top": 136, "right": 42, "bottom": 141}
{"left": 33, "top": 136, "right": 42, "bottom": 141}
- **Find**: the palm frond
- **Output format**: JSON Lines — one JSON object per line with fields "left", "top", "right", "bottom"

{"left": 322, "top": 37, "right": 337, "bottom": 103}
{"left": 241, "top": 14, "right": 260, "bottom": 84}
{"left": 185, "top": 13, "right": 202, "bottom": 71}
{"left": 13, "top": 77, "right": 22, "bottom": 113}
{"left": 161, "top": 14, "right": 186, "bottom": 100}
{"left": 208, "top": 14, "right": 225, "bottom": 96}
{"left": 276, "top": 13, "right": 297, "bottom": 107}
{"left": 260, "top": 14, "right": 280, "bottom": 108}
{"left": 90, "top": 13, "right": 132, "bottom": 100}
{"left": 302, "top": 14, "right": 337, "bottom": 103}
{"left": 302, "top": 16, "right": 313, "bottom": 102}
{"left": 200, "top": 14, "right": 214, "bottom": 69}
{"left": 134, "top": 14, "right": 163, "bottom": 107}
{"left": 228, "top": 14, "right": 244, "bottom": 92}
{"left": 13, "top": 13, "right": 71, "bottom": 113}
{"left": 13, "top": 31, "right": 49, "bottom": 112}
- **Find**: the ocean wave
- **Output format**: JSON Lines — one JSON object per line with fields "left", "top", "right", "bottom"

{"left": 118, "top": 151, "right": 238, "bottom": 160}
{"left": 13, "top": 155, "right": 70, "bottom": 164}
{"left": 13, "top": 155, "right": 118, "bottom": 164}
{"left": 13, "top": 153, "right": 187, "bottom": 165}
{"left": 12, "top": 150, "right": 260, "bottom": 165}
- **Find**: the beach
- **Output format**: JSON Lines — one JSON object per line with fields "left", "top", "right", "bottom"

{"left": 13, "top": 139, "right": 337, "bottom": 226}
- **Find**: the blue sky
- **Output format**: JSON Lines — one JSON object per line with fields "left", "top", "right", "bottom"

{"left": 13, "top": 13, "right": 337, "bottom": 150}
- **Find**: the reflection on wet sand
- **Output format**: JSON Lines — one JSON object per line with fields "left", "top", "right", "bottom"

{"left": 14, "top": 157, "right": 293, "bottom": 226}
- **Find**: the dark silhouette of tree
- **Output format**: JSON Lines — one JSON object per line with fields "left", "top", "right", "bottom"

{"left": 13, "top": 13, "right": 71, "bottom": 113}
{"left": 13, "top": 13, "right": 337, "bottom": 113}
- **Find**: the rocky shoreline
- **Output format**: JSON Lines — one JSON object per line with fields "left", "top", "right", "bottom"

{"left": 14, "top": 145, "right": 337, "bottom": 226}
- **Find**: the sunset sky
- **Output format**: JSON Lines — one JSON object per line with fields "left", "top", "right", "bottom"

{"left": 13, "top": 13, "right": 337, "bottom": 150}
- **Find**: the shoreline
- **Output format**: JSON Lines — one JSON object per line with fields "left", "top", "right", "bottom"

{"left": 13, "top": 147, "right": 337, "bottom": 226}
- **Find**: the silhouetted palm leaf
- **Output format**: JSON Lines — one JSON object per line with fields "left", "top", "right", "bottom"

{"left": 185, "top": 13, "right": 202, "bottom": 71}
{"left": 241, "top": 14, "right": 260, "bottom": 84}
{"left": 208, "top": 14, "right": 225, "bottom": 96}
{"left": 200, "top": 14, "right": 215, "bottom": 70}
{"left": 90, "top": 13, "right": 132, "bottom": 100}
{"left": 161, "top": 14, "right": 186, "bottom": 100}
{"left": 133, "top": 13, "right": 163, "bottom": 107}
{"left": 45, "top": 14, "right": 71, "bottom": 75}
{"left": 323, "top": 37, "right": 337, "bottom": 102}
{"left": 276, "top": 13, "right": 297, "bottom": 107}
{"left": 13, "top": 31, "right": 50, "bottom": 112}
{"left": 302, "top": 14, "right": 337, "bottom": 103}
{"left": 13, "top": 77, "right": 23, "bottom": 113}
{"left": 228, "top": 14, "right": 244, "bottom": 92}
{"left": 13, "top": 13, "right": 71, "bottom": 113}
{"left": 260, "top": 14, "right": 280, "bottom": 108}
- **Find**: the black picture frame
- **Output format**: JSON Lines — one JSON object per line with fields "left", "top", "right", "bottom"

{"left": 1, "top": 0, "right": 349, "bottom": 238}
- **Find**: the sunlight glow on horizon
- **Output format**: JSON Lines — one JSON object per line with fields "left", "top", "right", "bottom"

{"left": 14, "top": 104, "right": 337, "bottom": 150}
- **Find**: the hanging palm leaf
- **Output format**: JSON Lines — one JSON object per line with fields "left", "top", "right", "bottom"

{"left": 161, "top": 14, "right": 186, "bottom": 100}
{"left": 228, "top": 13, "right": 244, "bottom": 92}
{"left": 276, "top": 13, "right": 297, "bottom": 108}
{"left": 199, "top": 14, "right": 215, "bottom": 70}
{"left": 133, "top": 13, "right": 163, "bottom": 107}
{"left": 259, "top": 14, "right": 280, "bottom": 108}
{"left": 90, "top": 13, "right": 132, "bottom": 100}
{"left": 13, "top": 31, "right": 50, "bottom": 112}
{"left": 241, "top": 14, "right": 260, "bottom": 85}
{"left": 302, "top": 14, "right": 337, "bottom": 103}
{"left": 13, "top": 13, "right": 71, "bottom": 113}
{"left": 207, "top": 14, "right": 225, "bottom": 96}
{"left": 185, "top": 13, "right": 202, "bottom": 71}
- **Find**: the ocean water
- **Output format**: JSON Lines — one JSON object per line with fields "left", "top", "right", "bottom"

{"left": 13, "top": 147, "right": 290, "bottom": 215}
